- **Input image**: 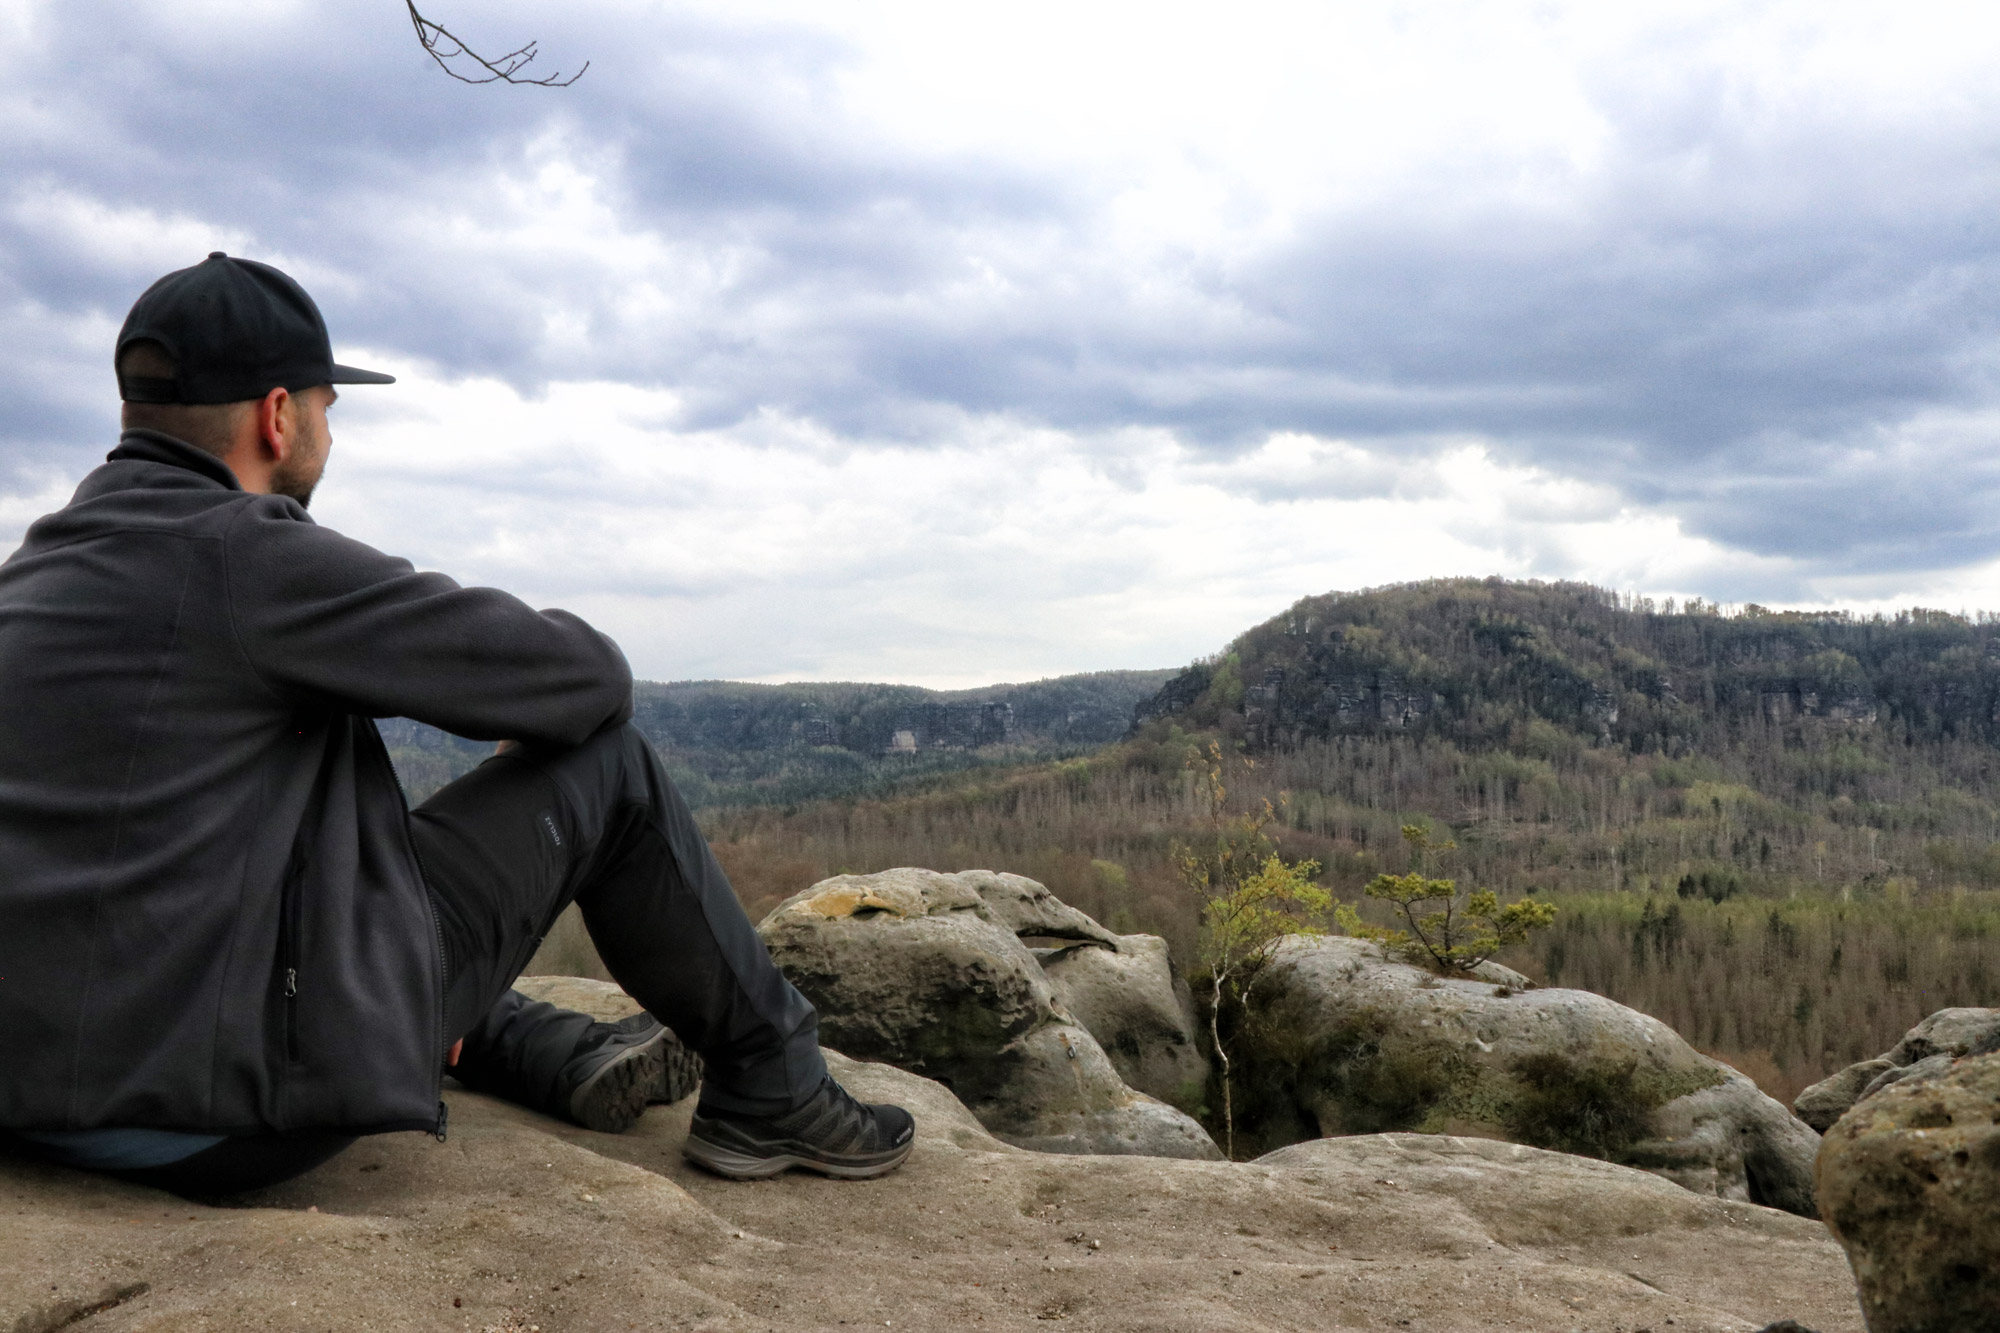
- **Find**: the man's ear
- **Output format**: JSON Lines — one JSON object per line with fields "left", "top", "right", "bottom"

{"left": 255, "top": 386, "right": 294, "bottom": 461}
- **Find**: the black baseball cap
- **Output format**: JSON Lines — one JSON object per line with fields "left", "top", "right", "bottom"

{"left": 116, "top": 252, "right": 395, "bottom": 405}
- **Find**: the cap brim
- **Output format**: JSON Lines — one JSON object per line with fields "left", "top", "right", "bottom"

{"left": 329, "top": 363, "right": 396, "bottom": 385}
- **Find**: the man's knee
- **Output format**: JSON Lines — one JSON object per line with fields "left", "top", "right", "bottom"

{"left": 518, "top": 722, "right": 658, "bottom": 793}
{"left": 519, "top": 720, "right": 645, "bottom": 763}
{"left": 589, "top": 721, "right": 658, "bottom": 777}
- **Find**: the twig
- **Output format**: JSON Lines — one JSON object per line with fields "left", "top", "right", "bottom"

{"left": 406, "top": 2, "right": 588, "bottom": 86}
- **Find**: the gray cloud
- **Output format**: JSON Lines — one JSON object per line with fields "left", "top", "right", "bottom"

{"left": 6, "top": 0, "right": 2000, "bottom": 589}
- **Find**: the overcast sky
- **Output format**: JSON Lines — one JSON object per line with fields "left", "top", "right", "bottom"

{"left": 6, "top": 1, "right": 2000, "bottom": 685}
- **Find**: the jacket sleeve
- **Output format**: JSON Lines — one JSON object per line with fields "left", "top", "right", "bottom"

{"left": 222, "top": 498, "right": 633, "bottom": 745}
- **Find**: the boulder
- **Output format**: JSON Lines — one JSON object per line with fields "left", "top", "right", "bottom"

{"left": 1035, "top": 934, "right": 1209, "bottom": 1110}
{"left": 1793, "top": 1007, "right": 2000, "bottom": 1132}
{"left": 1795, "top": 1060, "right": 1896, "bottom": 1134}
{"left": 1235, "top": 934, "right": 1822, "bottom": 1215}
{"left": 757, "top": 868, "right": 1221, "bottom": 1159}
{"left": 510, "top": 972, "right": 648, "bottom": 1024}
{"left": 1636, "top": 1077, "right": 1823, "bottom": 1214}
{"left": 1855, "top": 1054, "right": 1956, "bottom": 1103}
{"left": 0, "top": 1052, "right": 1868, "bottom": 1332}
{"left": 920, "top": 869, "right": 1211, "bottom": 1106}
{"left": 1883, "top": 1007, "right": 2000, "bottom": 1064}
{"left": 1816, "top": 1050, "right": 2000, "bottom": 1333}
{"left": 957, "top": 868, "right": 1124, "bottom": 945}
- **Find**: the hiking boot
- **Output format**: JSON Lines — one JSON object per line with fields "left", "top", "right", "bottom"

{"left": 682, "top": 1077, "right": 915, "bottom": 1180}
{"left": 563, "top": 1014, "right": 674, "bottom": 1134}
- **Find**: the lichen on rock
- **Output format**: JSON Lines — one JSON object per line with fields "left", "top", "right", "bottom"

{"left": 1816, "top": 1049, "right": 2000, "bottom": 1333}
{"left": 1227, "top": 935, "right": 1820, "bottom": 1214}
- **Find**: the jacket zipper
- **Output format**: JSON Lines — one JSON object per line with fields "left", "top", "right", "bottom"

{"left": 279, "top": 856, "right": 305, "bottom": 1064}
{"left": 429, "top": 886, "right": 450, "bottom": 1144}
{"left": 374, "top": 719, "right": 451, "bottom": 1142}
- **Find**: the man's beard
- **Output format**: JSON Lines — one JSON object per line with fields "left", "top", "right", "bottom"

{"left": 270, "top": 418, "right": 329, "bottom": 509}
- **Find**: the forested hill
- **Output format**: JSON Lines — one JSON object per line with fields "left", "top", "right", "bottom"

{"left": 385, "top": 668, "right": 1174, "bottom": 807}
{"left": 702, "top": 581, "right": 2000, "bottom": 1104}
{"left": 1135, "top": 578, "right": 2000, "bottom": 753}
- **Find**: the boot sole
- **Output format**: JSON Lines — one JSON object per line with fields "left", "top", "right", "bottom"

{"left": 568, "top": 1032, "right": 670, "bottom": 1134}
{"left": 681, "top": 1132, "right": 914, "bottom": 1181}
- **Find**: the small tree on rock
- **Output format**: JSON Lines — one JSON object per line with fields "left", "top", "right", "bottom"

{"left": 1173, "top": 742, "right": 1329, "bottom": 1157}
{"left": 1337, "top": 824, "right": 1556, "bottom": 974}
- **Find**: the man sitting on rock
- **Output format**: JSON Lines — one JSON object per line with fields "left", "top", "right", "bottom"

{"left": 0, "top": 254, "right": 913, "bottom": 1196}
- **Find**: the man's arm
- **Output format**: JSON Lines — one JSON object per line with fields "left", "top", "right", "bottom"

{"left": 224, "top": 500, "right": 633, "bottom": 745}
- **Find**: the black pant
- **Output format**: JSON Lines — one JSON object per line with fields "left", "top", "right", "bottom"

{"left": 417, "top": 723, "right": 824, "bottom": 1114}
{"left": 108, "top": 724, "right": 825, "bottom": 1196}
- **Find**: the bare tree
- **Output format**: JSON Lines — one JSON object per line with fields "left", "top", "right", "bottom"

{"left": 406, "top": 2, "right": 587, "bottom": 86}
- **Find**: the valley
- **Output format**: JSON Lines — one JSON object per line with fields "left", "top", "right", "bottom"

{"left": 391, "top": 578, "right": 2000, "bottom": 1103}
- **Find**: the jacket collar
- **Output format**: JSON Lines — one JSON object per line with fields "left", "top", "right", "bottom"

{"left": 107, "top": 430, "right": 244, "bottom": 491}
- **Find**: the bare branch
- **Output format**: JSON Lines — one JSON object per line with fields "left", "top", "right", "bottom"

{"left": 406, "top": 2, "right": 588, "bottom": 86}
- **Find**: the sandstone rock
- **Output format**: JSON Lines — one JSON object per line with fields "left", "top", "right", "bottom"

{"left": 511, "top": 974, "right": 704, "bottom": 1105}
{"left": 757, "top": 868, "right": 1221, "bottom": 1159}
{"left": 1237, "top": 934, "right": 1822, "bottom": 1214}
{"left": 1795, "top": 1060, "right": 1895, "bottom": 1134}
{"left": 1636, "top": 1076, "right": 1823, "bottom": 1214}
{"left": 940, "top": 870, "right": 1210, "bottom": 1108}
{"left": 1793, "top": 1007, "right": 2000, "bottom": 1131}
{"left": 510, "top": 972, "right": 645, "bottom": 1023}
{"left": 1816, "top": 1050, "right": 2000, "bottom": 1333}
{"left": 1883, "top": 1007, "right": 2000, "bottom": 1064}
{"left": 957, "top": 868, "right": 1123, "bottom": 946}
{"left": 0, "top": 1052, "right": 1867, "bottom": 1332}
{"left": 1036, "top": 934, "right": 1208, "bottom": 1109}
{"left": 1471, "top": 956, "right": 1536, "bottom": 989}
{"left": 520, "top": 902, "right": 614, "bottom": 980}
{"left": 1855, "top": 1053, "right": 1955, "bottom": 1103}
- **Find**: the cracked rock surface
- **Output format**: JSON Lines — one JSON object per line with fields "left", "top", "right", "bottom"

{"left": 2, "top": 1052, "right": 1864, "bottom": 1332}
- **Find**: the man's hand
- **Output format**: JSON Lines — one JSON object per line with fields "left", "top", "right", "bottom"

{"left": 448, "top": 1039, "right": 463, "bottom": 1066}
{"left": 495, "top": 739, "right": 521, "bottom": 757}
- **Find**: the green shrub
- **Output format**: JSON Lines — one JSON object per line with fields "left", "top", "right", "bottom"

{"left": 1338, "top": 824, "right": 1557, "bottom": 973}
{"left": 1504, "top": 1053, "right": 1661, "bottom": 1159}
{"left": 1218, "top": 995, "right": 1462, "bottom": 1152}
{"left": 1334, "top": 1039, "right": 1457, "bottom": 1134}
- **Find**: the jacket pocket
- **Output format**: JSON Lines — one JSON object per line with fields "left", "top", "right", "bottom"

{"left": 278, "top": 848, "right": 306, "bottom": 1064}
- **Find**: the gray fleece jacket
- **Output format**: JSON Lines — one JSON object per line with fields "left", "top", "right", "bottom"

{"left": 0, "top": 431, "right": 631, "bottom": 1136}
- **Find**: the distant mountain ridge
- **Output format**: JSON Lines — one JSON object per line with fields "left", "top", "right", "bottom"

{"left": 384, "top": 668, "right": 1175, "bottom": 807}
{"left": 631, "top": 669, "right": 1174, "bottom": 756}
{"left": 1134, "top": 577, "right": 2000, "bottom": 752}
